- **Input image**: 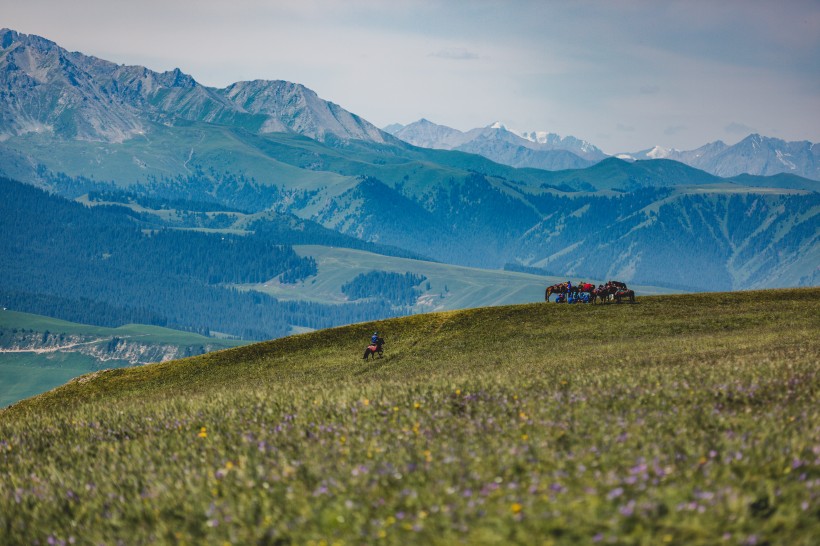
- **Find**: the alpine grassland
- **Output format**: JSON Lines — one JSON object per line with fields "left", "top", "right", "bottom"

{"left": 1, "top": 288, "right": 818, "bottom": 545}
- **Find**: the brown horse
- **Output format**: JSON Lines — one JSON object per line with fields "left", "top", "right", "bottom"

{"left": 614, "top": 289, "right": 636, "bottom": 303}
{"left": 591, "top": 285, "right": 614, "bottom": 304}
{"left": 363, "top": 337, "right": 385, "bottom": 360}
{"left": 545, "top": 283, "right": 568, "bottom": 301}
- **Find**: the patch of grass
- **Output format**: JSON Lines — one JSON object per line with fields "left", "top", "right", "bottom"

{"left": 0, "top": 288, "right": 818, "bottom": 544}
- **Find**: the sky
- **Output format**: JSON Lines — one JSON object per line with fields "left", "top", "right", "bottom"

{"left": 3, "top": 0, "right": 819, "bottom": 154}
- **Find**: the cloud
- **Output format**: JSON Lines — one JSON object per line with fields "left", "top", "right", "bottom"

{"left": 725, "top": 122, "right": 756, "bottom": 135}
{"left": 430, "top": 47, "right": 479, "bottom": 60}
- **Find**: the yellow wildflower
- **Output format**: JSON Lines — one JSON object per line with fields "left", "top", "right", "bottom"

{"left": 198, "top": 427, "right": 207, "bottom": 438}
{"left": 511, "top": 502, "right": 523, "bottom": 514}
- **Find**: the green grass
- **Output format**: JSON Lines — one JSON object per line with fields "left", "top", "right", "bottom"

{"left": 0, "top": 288, "right": 818, "bottom": 545}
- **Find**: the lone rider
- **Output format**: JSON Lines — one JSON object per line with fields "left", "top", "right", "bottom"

{"left": 371, "top": 331, "right": 379, "bottom": 345}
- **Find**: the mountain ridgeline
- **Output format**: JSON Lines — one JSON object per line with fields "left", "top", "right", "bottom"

{"left": 387, "top": 120, "right": 820, "bottom": 182}
{"left": 0, "top": 28, "right": 818, "bottom": 341}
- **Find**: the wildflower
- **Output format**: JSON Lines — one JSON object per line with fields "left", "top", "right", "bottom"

{"left": 511, "top": 502, "right": 523, "bottom": 514}
{"left": 607, "top": 487, "right": 624, "bottom": 500}
{"left": 414, "top": 402, "right": 421, "bottom": 409}
{"left": 198, "top": 427, "right": 207, "bottom": 438}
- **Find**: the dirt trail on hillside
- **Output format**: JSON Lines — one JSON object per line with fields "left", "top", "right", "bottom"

{"left": 0, "top": 338, "right": 114, "bottom": 354}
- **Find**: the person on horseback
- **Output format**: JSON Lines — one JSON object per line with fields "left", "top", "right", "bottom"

{"left": 364, "top": 332, "right": 385, "bottom": 359}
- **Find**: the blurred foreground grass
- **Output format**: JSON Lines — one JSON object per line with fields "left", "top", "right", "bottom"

{"left": 1, "top": 288, "right": 818, "bottom": 544}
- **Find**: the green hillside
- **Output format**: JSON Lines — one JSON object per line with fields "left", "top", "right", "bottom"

{"left": 0, "top": 310, "right": 245, "bottom": 407}
{"left": 243, "top": 245, "right": 679, "bottom": 311}
{"left": 2, "top": 288, "right": 817, "bottom": 544}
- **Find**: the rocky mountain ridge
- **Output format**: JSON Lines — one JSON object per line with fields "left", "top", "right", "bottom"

{"left": 620, "top": 134, "right": 819, "bottom": 180}
{"left": 386, "top": 119, "right": 606, "bottom": 170}
{"left": 388, "top": 118, "right": 820, "bottom": 181}
{"left": 0, "top": 28, "right": 391, "bottom": 144}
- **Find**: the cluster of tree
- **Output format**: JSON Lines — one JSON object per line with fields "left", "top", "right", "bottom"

{"left": 0, "top": 176, "right": 401, "bottom": 340}
{"left": 342, "top": 271, "right": 427, "bottom": 306}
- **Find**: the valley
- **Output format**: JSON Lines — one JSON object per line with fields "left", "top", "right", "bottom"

{"left": 0, "top": 310, "right": 244, "bottom": 407}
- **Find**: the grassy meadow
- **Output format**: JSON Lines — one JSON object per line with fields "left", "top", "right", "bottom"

{"left": 0, "top": 288, "right": 818, "bottom": 544}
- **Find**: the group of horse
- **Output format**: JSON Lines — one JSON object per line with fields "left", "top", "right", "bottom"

{"left": 545, "top": 280, "right": 636, "bottom": 304}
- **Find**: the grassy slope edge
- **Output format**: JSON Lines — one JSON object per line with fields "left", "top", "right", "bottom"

{"left": 1, "top": 288, "right": 818, "bottom": 544}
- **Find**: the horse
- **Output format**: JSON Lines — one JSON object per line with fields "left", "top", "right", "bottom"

{"left": 363, "top": 337, "right": 385, "bottom": 360}
{"left": 579, "top": 282, "right": 595, "bottom": 293}
{"left": 545, "top": 283, "right": 568, "bottom": 301}
{"left": 614, "top": 289, "right": 635, "bottom": 303}
{"left": 590, "top": 285, "right": 613, "bottom": 304}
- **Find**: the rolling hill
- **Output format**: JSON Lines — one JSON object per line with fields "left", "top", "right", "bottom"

{"left": 0, "top": 310, "right": 246, "bottom": 407}
{"left": 2, "top": 288, "right": 817, "bottom": 544}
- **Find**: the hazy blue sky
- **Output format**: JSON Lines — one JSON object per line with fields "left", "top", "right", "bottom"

{"left": 4, "top": 0, "right": 819, "bottom": 153}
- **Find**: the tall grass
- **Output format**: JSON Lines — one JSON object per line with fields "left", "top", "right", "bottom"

{"left": 1, "top": 289, "right": 818, "bottom": 544}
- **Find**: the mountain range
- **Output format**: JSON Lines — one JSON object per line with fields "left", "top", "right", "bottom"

{"left": 386, "top": 119, "right": 820, "bottom": 182}
{"left": 620, "top": 134, "right": 820, "bottom": 180}
{"left": 0, "top": 28, "right": 390, "bottom": 145}
{"left": 385, "top": 119, "right": 606, "bottom": 171}
{"left": 0, "top": 27, "right": 818, "bottom": 337}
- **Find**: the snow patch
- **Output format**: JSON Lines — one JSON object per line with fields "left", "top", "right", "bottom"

{"left": 775, "top": 150, "right": 797, "bottom": 170}
{"left": 646, "top": 146, "right": 671, "bottom": 159}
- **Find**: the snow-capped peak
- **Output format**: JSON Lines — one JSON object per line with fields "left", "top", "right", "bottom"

{"left": 489, "top": 121, "right": 507, "bottom": 130}
{"left": 646, "top": 145, "right": 674, "bottom": 159}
